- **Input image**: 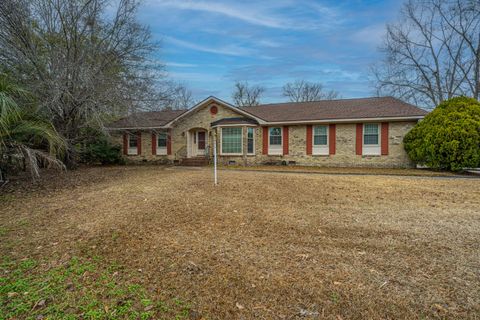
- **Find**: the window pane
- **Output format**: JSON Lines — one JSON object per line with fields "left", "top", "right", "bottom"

{"left": 364, "top": 124, "right": 378, "bottom": 134}
{"left": 270, "top": 136, "right": 282, "bottom": 145}
{"left": 364, "top": 134, "right": 378, "bottom": 145}
{"left": 364, "top": 124, "right": 379, "bottom": 145}
{"left": 269, "top": 127, "right": 282, "bottom": 145}
{"left": 314, "top": 135, "right": 327, "bottom": 145}
{"left": 222, "top": 127, "right": 242, "bottom": 153}
{"left": 247, "top": 128, "right": 254, "bottom": 154}
{"left": 269, "top": 127, "right": 281, "bottom": 136}
{"left": 247, "top": 127, "right": 254, "bottom": 139}
{"left": 157, "top": 132, "right": 167, "bottom": 148}
{"left": 313, "top": 125, "right": 328, "bottom": 146}
{"left": 314, "top": 125, "right": 327, "bottom": 135}
{"left": 129, "top": 134, "right": 137, "bottom": 148}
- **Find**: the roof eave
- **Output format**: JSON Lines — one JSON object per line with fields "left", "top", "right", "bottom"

{"left": 105, "top": 126, "right": 168, "bottom": 130}
{"left": 260, "top": 115, "right": 425, "bottom": 125}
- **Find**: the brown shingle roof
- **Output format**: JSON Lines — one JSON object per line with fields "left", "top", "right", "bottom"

{"left": 107, "top": 110, "right": 186, "bottom": 128}
{"left": 107, "top": 97, "right": 427, "bottom": 129}
{"left": 241, "top": 97, "right": 427, "bottom": 122}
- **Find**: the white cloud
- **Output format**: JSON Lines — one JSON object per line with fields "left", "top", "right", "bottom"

{"left": 350, "top": 24, "right": 387, "bottom": 47}
{"left": 165, "top": 62, "right": 198, "bottom": 68}
{"left": 151, "top": 0, "right": 288, "bottom": 29}
{"left": 168, "top": 71, "right": 221, "bottom": 82}
{"left": 147, "top": 0, "right": 341, "bottom": 30}
{"left": 164, "top": 36, "right": 255, "bottom": 57}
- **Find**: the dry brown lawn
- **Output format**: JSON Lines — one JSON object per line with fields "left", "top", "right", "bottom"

{"left": 1, "top": 166, "right": 479, "bottom": 319}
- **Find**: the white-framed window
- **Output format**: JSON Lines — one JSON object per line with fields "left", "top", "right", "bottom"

{"left": 128, "top": 133, "right": 138, "bottom": 155}
{"left": 157, "top": 131, "right": 168, "bottom": 155}
{"left": 363, "top": 123, "right": 381, "bottom": 155}
{"left": 313, "top": 125, "right": 329, "bottom": 155}
{"left": 221, "top": 127, "right": 243, "bottom": 155}
{"left": 247, "top": 127, "right": 255, "bottom": 155}
{"left": 268, "top": 127, "right": 282, "bottom": 155}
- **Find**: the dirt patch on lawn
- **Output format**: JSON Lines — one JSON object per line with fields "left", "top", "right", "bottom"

{"left": 1, "top": 166, "right": 479, "bottom": 319}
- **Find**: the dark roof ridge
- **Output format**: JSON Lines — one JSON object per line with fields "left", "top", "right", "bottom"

{"left": 253, "top": 96, "right": 398, "bottom": 107}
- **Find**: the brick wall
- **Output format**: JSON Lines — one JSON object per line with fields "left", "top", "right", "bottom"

{"left": 111, "top": 104, "right": 417, "bottom": 168}
{"left": 218, "top": 122, "right": 417, "bottom": 168}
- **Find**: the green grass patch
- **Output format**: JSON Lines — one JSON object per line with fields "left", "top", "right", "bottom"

{"left": 0, "top": 194, "right": 16, "bottom": 203}
{"left": 0, "top": 257, "right": 190, "bottom": 319}
{"left": 0, "top": 227, "right": 7, "bottom": 237}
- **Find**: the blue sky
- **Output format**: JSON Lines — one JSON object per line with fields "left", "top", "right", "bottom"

{"left": 139, "top": 0, "right": 403, "bottom": 103}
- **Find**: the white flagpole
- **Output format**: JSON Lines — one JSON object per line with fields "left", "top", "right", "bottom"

{"left": 213, "top": 130, "right": 218, "bottom": 185}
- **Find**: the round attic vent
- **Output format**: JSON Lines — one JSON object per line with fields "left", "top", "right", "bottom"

{"left": 210, "top": 105, "right": 218, "bottom": 115}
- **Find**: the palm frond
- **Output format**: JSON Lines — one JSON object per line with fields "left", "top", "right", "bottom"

{"left": 0, "top": 73, "right": 66, "bottom": 180}
{"left": 16, "top": 144, "right": 66, "bottom": 179}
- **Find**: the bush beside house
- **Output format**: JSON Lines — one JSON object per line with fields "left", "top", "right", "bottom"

{"left": 78, "top": 129, "right": 124, "bottom": 165}
{"left": 404, "top": 97, "right": 480, "bottom": 171}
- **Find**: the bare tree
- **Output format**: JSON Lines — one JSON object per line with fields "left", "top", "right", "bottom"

{"left": 373, "top": 0, "right": 480, "bottom": 109}
{"left": 0, "top": 0, "right": 165, "bottom": 167}
{"left": 232, "top": 81, "right": 265, "bottom": 107}
{"left": 165, "top": 83, "right": 196, "bottom": 110}
{"left": 283, "top": 80, "right": 340, "bottom": 102}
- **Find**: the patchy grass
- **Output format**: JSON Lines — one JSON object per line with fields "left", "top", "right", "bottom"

{"left": 0, "top": 256, "right": 190, "bottom": 320}
{"left": 1, "top": 165, "right": 479, "bottom": 319}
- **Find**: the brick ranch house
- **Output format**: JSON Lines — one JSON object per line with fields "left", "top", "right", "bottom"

{"left": 107, "top": 96, "right": 428, "bottom": 167}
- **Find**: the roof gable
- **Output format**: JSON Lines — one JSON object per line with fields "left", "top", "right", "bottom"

{"left": 162, "top": 96, "right": 264, "bottom": 127}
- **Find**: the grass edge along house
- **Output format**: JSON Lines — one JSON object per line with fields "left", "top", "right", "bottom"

{"left": 107, "top": 96, "right": 427, "bottom": 168}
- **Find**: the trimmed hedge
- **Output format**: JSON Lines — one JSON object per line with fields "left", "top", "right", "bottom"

{"left": 404, "top": 97, "right": 480, "bottom": 171}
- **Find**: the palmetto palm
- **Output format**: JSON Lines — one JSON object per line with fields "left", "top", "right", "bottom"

{"left": 0, "top": 74, "right": 65, "bottom": 181}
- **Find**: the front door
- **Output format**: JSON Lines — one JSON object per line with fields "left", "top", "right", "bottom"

{"left": 197, "top": 131, "right": 206, "bottom": 156}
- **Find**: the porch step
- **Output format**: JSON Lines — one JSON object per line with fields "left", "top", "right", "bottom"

{"left": 180, "top": 157, "right": 209, "bottom": 166}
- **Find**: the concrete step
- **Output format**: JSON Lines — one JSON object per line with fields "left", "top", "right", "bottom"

{"left": 180, "top": 157, "right": 209, "bottom": 166}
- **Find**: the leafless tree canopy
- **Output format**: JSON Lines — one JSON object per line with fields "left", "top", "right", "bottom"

{"left": 162, "top": 83, "right": 196, "bottom": 110}
{"left": 232, "top": 81, "right": 265, "bottom": 107}
{"left": 373, "top": 0, "right": 480, "bottom": 109}
{"left": 283, "top": 80, "right": 340, "bottom": 102}
{"left": 0, "top": 0, "right": 167, "bottom": 166}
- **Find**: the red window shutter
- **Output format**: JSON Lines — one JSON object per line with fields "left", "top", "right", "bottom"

{"left": 167, "top": 129, "right": 172, "bottom": 155}
{"left": 137, "top": 132, "right": 142, "bottom": 155}
{"left": 283, "top": 126, "right": 289, "bottom": 155}
{"left": 381, "top": 122, "right": 389, "bottom": 155}
{"left": 262, "top": 127, "right": 268, "bottom": 155}
{"left": 306, "top": 125, "right": 312, "bottom": 155}
{"left": 329, "top": 124, "right": 336, "bottom": 155}
{"left": 356, "top": 124, "right": 363, "bottom": 155}
{"left": 123, "top": 133, "right": 128, "bottom": 155}
{"left": 152, "top": 132, "right": 157, "bottom": 155}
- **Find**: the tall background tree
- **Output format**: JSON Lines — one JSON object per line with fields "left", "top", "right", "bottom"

{"left": 232, "top": 81, "right": 265, "bottom": 107}
{"left": 283, "top": 80, "right": 340, "bottom": 102}
{"left": 373, "top": 0, "right": 480, "bottom": 109}
{"left": 162, "top": 82, "right": 196, "bottom": 110}
{"left": 0, "top": 0, "right": 175, "bottom": 167}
